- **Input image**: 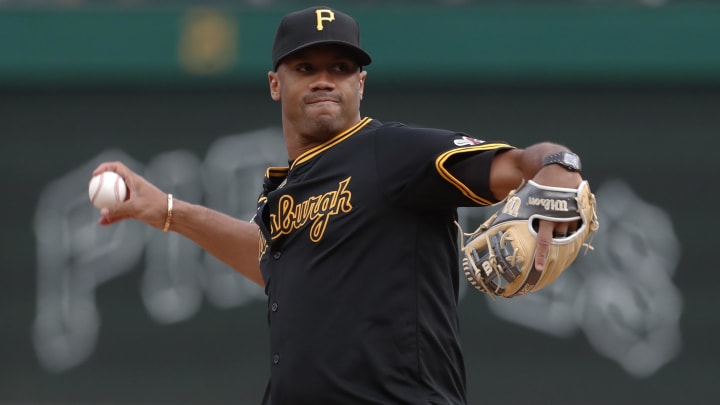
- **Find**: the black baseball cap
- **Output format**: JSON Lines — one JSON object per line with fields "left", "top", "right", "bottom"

{"left": 272, "top": 6, "right": 372, "bottom": 70}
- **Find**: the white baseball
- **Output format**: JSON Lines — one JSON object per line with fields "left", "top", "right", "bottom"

{"left": 88, "top": 171, "right": 127, "bottom": 208}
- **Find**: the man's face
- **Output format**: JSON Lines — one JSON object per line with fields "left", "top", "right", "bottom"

{"left": 269, "top": 44, "right": 367, "bottom": 142}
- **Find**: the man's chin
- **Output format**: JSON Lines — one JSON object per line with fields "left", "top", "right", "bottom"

{"left": 307, "top": 109, "right": 339, "bottom": 124}
{"left": 305, "top": 113, "right": 343, "bottom": 137}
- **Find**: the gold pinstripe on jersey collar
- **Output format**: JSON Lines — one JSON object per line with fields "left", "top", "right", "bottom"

{"left": 289, "top": 117, "right": 373, "bottom": 170}
{"left": 265, "top": 167, "right": 289, "bottom": 178}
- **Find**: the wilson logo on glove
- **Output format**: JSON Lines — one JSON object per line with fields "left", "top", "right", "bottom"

{"left": 527, "top": 197, "right": 569, "bottom": 212}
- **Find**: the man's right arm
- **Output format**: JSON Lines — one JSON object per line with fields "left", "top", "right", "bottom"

{"left": 169, "top": 199, "right": 264, "bottom": 286}
{"left": 92, "top": 161, "right": 264, "bottom": 287}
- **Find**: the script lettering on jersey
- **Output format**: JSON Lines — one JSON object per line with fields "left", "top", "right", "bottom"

{"left": 315, "top": 9, "right": 335, "bottom": 31}
{"left": 527, "top": 197, "right": 569, "bottom": 212}
{"left": 270, "top": 177, "right": 352, "bottom": 242}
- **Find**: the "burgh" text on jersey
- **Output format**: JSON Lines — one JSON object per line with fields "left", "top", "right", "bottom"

{"left": 270, "top": 177, "right": 353, "bottom": 242}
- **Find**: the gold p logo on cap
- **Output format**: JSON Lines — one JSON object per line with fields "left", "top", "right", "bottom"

{"left": 315, "top": 9, "right": 335, "bottom": 31}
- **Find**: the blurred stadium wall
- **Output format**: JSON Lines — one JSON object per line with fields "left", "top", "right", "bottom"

{"left": 1, "top": 2, "right": 718, "bottom": 404}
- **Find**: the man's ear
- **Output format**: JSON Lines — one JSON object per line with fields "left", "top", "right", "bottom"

{"left": 268, "top": 71, "right": 280, "bottom": 101}
{"left": 359, "top": 70, "right": 367, "bottom": 100}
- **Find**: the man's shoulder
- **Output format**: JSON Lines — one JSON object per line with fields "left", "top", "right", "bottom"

{"left": 365, "top": 119, "right": 460, "bottom": 140}
{"left": 365, "top": 119, "right": 450, "bottom": 136}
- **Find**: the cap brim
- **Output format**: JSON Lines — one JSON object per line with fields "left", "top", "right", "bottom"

{"left": 274, "top": 40, "right": 372, "bottom": 70}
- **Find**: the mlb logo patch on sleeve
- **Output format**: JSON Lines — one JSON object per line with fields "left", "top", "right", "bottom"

{"left": 454, "top": 136, "right": 486, "bottom": 147}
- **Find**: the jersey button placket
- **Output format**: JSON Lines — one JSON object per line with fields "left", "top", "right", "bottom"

{"left": 270, "top": 248, "right": 282, "bottom": 367}
{"left": 270, "top": 250, "right": 281, "bottom": 367}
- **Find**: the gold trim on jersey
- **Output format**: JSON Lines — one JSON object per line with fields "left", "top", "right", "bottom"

{"left": 290, "top": 117, "right": 373, "bottom": 169}
{"left": 265, "top": 166, "right": 289, "bottom": 179}
{"left": 435, "top": 143, "right": 513, "bottom": 206}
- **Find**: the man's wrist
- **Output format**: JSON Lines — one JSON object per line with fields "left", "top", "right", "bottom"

{"left": 542, "top": 151, "right": 581, "bottom": 172}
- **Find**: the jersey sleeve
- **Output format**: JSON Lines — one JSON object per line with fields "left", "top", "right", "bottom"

{"left": 374, "top": 123, "right": 514, "bottom": 209}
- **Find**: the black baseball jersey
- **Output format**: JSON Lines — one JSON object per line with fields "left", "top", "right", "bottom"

{"left": 255, "top": 118, "right": 513, "bottom": 404}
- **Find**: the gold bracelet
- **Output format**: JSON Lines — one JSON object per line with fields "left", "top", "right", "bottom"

{"left": 162, "top": 193, "right": 173, "bottom": 233}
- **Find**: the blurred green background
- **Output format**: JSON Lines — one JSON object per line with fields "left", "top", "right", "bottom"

{"left": 2, "top": 1, "right": 719, "bottom": 404}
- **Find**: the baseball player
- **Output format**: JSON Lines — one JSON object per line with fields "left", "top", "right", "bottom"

{"left": 93, "top": 6, "right": 586, "bottom": 404}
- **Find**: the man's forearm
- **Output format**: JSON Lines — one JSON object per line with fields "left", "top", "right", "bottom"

{"left": 169, "top": 199, "right": 264, "bottom": 287}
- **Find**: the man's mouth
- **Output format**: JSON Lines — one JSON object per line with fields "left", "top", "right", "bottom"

{"left": 305, "top": 94, "right": 340, "bottom": 105}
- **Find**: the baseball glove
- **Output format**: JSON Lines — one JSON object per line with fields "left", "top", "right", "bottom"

{"left": 460, "top": 180, "right": 599, "bottom": 298}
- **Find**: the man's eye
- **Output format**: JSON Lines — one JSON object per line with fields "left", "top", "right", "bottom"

{"left": 296, "top": 64, "right": 312, "bottom": 72}
{"left": 334, "top": 63, "right": 352, "bottom": 72}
